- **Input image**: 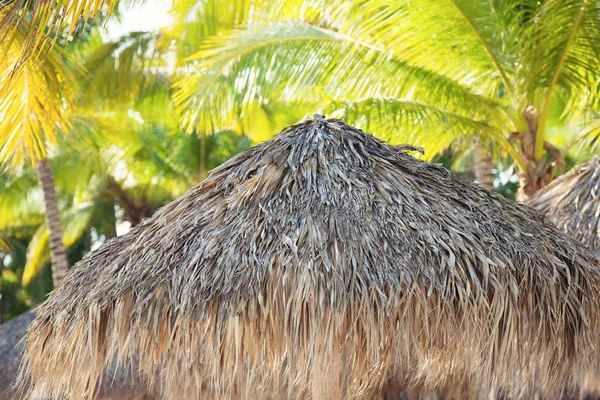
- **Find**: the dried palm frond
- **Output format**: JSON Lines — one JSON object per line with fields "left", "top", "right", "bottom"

{"left": 16, "top": 118, "right": 600, "bottom": 399}
{"left": 527, "top": 156, "right": 600, "bottom": 258}
{"left": 0, "top": 311, "right": 156, "bottom": 399}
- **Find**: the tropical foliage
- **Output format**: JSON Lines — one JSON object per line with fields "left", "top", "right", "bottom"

{"left": 173, "top": 0, "right": 600, "bottom": 199}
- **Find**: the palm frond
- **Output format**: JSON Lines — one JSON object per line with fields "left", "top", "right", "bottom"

{"left": 169, "top": 0, "right": 253, "bottom": 60}
{"left": 321, "top": 97, "right": 524, "bottom": 167}
{"left": 565, "top": 119, "right": 600, "bottom": 155}
{"left": 0, "top": 0, "right": 120, "bottom": 69}
{"left": 0, "top": 166, "right": 45, "bottom": 233}
{"left": 21, "top": 225, "right": 50, "bottom": 285}
{"left": 81, "top": 31, "right": 172, "bottom": 110}
{"left": 0, "top": 24, "right": 76, "bottom": 164}
{"left": 522, "top": 0, "right": 600, "bottom": 92}
{"left": 61, "top": 202, "right": 98, "bottom": 247}
{"left": 341, "top": 0, "right": 522, "bottom": 96}
{"left": 21, "top": 200, "right": 98, "bottom": 285}
{"left": 531, "top": 0, "right": 600, "bottom": 158}
{"left": 174, "top": 20, "right": 506, "bottom": 135}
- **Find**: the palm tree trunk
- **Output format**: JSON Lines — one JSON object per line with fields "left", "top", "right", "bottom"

{"left": 107, "top": 179, "right": 152, "bottom": 226}
{"left": 105, "top": 201, "right": 117, "bottom": 240}
{"left": 35, "top": 157, "right": 69, "bottom": 286}
{"left": 473, "top": 136, "right": 494, "bottom": 191}
{"left": 515, "top": 106, "right": 554, "bottom": 202}
{"left": 199, "top": 131, "right": 207, "bottom": 182}
{"left": 517, "top": 167, "right": 541, "bottom": 201}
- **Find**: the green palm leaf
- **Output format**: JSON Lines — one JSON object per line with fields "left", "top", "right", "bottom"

{"left": 175, "top": 20, "right": 507, "bottom": 133}
{"left": 321, "top": 97, "right": 523, "bottom": 165}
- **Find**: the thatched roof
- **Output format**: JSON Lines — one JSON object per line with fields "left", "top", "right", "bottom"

{"left": 0, "top": 311, "right": 156, "bottom": 400}
{"left": 17, "top": 118, "right": 600, "bottom": 399}
{"left": 526, "top": 156, "right": 600, "bottom": 257}
{"left": 0, "top": 312, "right": 34, "bottom": 398}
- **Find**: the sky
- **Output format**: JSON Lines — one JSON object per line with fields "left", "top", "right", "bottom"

{"left": 105, "top": 0, "right": 174, "bottom": 40}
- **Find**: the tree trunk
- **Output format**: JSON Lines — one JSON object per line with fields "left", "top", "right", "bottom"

{"left": 517, "top": 167, "right": 544, "bottom": 201}
{"left": 107, "top": 179, "right": 153, "bottom": 226}
{"left": 473, "top": 136, "right": 494, "bottom": 191}
{"left": 35, "top": 158, "right": 69, "bottom": 287}
{"left": 104, "top": 201, "right": 118, "bottom": 240}
{"left": 199, "top": 131, "right": 207, "bottom": 182}
{"left": 513, "top": 107, "right": 555, "bottom": 202}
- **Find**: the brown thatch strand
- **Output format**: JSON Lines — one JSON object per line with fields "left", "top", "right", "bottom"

{"left": 0, "top": 311, "right": 156, "bottom": 400}
{"left": 526, "top": 156, "right": 600, "bottom": 258}
{"left": 16, "top": 118, "right": 600, "bottom": 399}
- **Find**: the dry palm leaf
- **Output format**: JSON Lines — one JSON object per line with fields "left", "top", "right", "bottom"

{"left": 527, "top": 156, "right": 600, "bottom": 258}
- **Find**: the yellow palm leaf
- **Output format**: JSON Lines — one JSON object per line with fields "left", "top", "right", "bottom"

{"left": 0, "top": 22, "right": 76, "bottom": 164}
{"left": 0, "top": 0, "right": 120, "bottom": 69}
{"left": 22, "top": 225, "right": 50, "bottom": 285}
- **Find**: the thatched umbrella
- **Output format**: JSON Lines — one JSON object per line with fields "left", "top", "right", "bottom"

{"left": 526, "top": 156, "right": 600, "bottom": 257}
{"left": 0, "top": 311, "right": 156, "bottom": 400}
{"left": 16, "top": 118, "right": 600, "bottom": 399}
{"left": 0, "top": 311, "right": 34, "bottom": 399}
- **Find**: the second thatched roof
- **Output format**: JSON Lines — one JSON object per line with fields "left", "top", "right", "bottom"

{"left": 17, "top": 118, "right": 600, "bottom": 399}
{"left": 526, "top": 156, "right": 600, "bottom": 257}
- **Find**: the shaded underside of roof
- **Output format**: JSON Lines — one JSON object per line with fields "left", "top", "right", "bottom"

{"left": 0, "top": 311, "right": 156, "bottom": 400}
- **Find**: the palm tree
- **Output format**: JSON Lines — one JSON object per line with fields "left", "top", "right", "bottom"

{"left": 174, "top": 0, "right": 600, "bottom": 199}
{"left": 0, "top": 22, "right": 262, "bottom": 286}
{"left": 0, "top": 9, "right": 169, "bottom": 288}
{"left": 0, "top": 22, "right": 77, "bottom": 285}
{"left": 473, "top": 136, "right": 494, "bottom": 191}
{"left": 0, "top": 0, "right": 287, "bottom": 286}
{"left": 0, "top": 0, "right": 160, "bottom": 287}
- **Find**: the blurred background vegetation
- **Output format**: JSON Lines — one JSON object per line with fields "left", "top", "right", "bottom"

{"left": 1, "top": 0, "right": 599, "bottom": 322}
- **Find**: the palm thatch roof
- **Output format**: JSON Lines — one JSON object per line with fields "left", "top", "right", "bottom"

{"left": 526, "top": 156, "right": 600, "bottom": 258}
{"left": 16, "top": 118, "right": 600, "bottom": 399}
{"left": 0, "top": 311, "right": 156, "bottom": 400}
{"left": 0, "top": 312, "right": 34, "bottom": 399}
